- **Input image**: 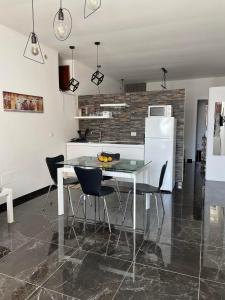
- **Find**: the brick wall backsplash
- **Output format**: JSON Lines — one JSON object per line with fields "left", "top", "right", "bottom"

{"left": 78, "top": 89, "right": 185, "bottom": 182}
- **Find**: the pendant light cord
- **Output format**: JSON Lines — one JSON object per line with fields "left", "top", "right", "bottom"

{"left": 32, "top": 0, "right": 35, "bottom": 33}
{"left": 60, "top": 0, "right": 62, "bottom": 9}
{"left": 97, "top": 44, "right": 99, "bottom": 69}
{"left": 72, "top": 48, "right": 74, "bottom": 77}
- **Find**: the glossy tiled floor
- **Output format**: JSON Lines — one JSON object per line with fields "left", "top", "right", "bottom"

{"left": 0, "top": 164, "right": 225, "bottom": 299}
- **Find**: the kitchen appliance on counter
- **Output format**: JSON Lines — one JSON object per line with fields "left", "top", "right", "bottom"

{"left": 148, "top": 105, "right": 173, "bottom": 117}
{"left": 145, "top": 116, "right": 176, "bottom": 192}
{"left": 70, "top": 129, "right": 90, "bottom": 143}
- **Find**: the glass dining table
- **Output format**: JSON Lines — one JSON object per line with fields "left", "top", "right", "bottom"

{"left": 57, "top": 156, "right": 151, "bottom": 231}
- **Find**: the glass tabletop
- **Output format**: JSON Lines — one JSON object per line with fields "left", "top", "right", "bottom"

{"left": 58, "top": 156, "right": 150, "bottom": 173}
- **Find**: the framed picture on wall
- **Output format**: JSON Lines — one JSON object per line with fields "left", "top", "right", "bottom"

{"left": 3, "top": 91, "right": 44, "bottom": 113}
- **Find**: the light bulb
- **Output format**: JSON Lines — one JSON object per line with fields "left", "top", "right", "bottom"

{"left": 31, "top": 43, "right": 39, "bottom": 56}
{"left": 56, "top": 20, "right": 68, "bottom": 39}
{"left": 87, "top": 0, "right": 100, "bottom": 11}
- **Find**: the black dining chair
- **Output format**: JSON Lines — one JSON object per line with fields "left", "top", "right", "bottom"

{"left": 45, "top": 155, "right": 79, "bottom": 214}
{"left": 121, "top": 161, "right": 168, "bottom": 227}
{"left": 74, "top": 166, "right": 115, "bottom": 233}
{"left": 102, "top": 176, "right": 122, "bottom": 209}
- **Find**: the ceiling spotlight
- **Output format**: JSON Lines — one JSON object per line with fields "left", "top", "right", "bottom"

{"left": 91, "top": 42, "right": 104, "bottom": 86}
{"left": 23, "top": 0, "right": 44, "bottom": 64}
{"left": 84, "top": 0, "right": 101, "bottom": 19}
{"left": 68, "top": 46, "right": 80, "bottom": 92}
{"left": 53, "top": 0, "right": 72, "bottom": 41}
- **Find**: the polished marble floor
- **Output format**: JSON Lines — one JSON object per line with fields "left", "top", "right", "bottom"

{"left": 0, "top": 164, "right": 225, "bottom": 299}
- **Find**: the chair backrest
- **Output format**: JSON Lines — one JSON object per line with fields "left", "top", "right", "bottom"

{"left": 74, "top": 166, "right": 102, "bottom": 196}
{"left": 46, "top": 155, "right": 64, "bottom": 185}
{"left": 158, "top": 161, "right": 168, "bottom": 190}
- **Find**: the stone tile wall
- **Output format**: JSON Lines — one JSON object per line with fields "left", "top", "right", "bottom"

{"left": 78, "top": 89, "right": 185, "bottom": 182}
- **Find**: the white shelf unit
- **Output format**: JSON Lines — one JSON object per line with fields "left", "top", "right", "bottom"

{"left": 99, "top": 103, "right": 130, "bottom": 108}
{"left": 74, "top": 116, "right": 112, "bottom": 119}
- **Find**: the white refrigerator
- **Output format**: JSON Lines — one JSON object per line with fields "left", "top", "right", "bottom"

{"left": 145, "top": 116, "right": 176, "bottom": 192}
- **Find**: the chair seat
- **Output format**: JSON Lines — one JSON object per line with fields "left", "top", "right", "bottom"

{"left": 63, "top": 177, "right": 79, "bottom": 186}
{"left": 98, "top": 185, "right": 115, "bottom": 197}
{"left": 119, "top": 182, "right": 158, "bottom": 195}
{"left": 134, "top": 183, "right": 159, "bottom": 194}
{"left": 102, "top": 176, "right": 113, "bottom": 181}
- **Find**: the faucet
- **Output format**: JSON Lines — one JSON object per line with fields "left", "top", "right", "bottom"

{"left": 98, "top": 130, "right": 102, "bottom": 143}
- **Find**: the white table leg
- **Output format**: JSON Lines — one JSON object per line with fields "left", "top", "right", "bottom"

{"left": 6, "top": 189, "right": 14, "bottom": 223}
{"left": 58, "top": 215, "right": 64, "bottom": 261}
{"left": 143, "top": 163, "right": 151, "bottom": 210}
{"left": 57, "top": 168, "right": 64, "bottom": 215}
{"left": 133, "top": 175, "right": 136, "bottom": 230}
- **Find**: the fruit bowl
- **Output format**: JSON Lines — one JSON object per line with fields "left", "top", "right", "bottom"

{"left": 97, "top": 154, "right": 113, "bottom": 163}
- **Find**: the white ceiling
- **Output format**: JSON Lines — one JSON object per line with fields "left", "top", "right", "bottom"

{"left": 1, "top": 0, "right": 225, "bottom": 83}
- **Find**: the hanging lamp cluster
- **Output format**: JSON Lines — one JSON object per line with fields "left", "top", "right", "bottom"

{"left": 24, "top": 0, "right": 102, "bottom": 65}
{"left": 23, "top": 0, "right": 44, "bottom": 64}
{"left": 68, "top": 46, "right": 80, "bottom": 92}
{"left": 91, "top": 42, "right": 104, "bottom": 86}
{"left": 53, "top": 0, "right": 72, "bottom": 41}
{"left": 84, "top": 0, "right": 101, "bottom": 19}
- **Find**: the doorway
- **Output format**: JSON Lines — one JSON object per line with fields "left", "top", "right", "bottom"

{"left": 195, "top": 100, "right": 208, "bottom": 171}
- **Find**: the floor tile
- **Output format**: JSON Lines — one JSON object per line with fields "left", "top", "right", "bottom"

{"left": 201, "top": 244, "right": 225, "bottom": 284}
{"left": 81, "top": 228, "right": 144, "bottom": 262}
{"left": 34, "top": 217, "right": 98, "bottom": 249}
{"left": 114, "top": 263, "right": 199, "bottom": 300}
{"left": 44, "top": 250, "right": 131, "bottom": 300}
{"left": 0, "top": 239, "right": 75, "bottom": 286}
{"left": 0, "top": 221, "right": 32, "bottom": 258}
{"left": 0, "top": 273, "right": 35, "bottom": 300}
{"left": 200, "top": 279, "right": 225, "bottom": 300}
{"left": 27, "top": 287, "right": 77, "bottom": 299}
{"left": 136, "top": 238, "right": 201, "bottom": 277}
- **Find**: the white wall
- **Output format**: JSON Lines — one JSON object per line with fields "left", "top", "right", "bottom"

{"left": 206, "top": 87, "right": 225, "bottom": 181}
{"left": 0, "top": 25, "right": 77, "bottom": 198}
{"left": 147, "top": 77, "right": 225, "bottom": 161}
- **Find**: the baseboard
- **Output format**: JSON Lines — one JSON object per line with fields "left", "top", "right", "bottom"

{"left": 0, "top": 185, "right": 56, "bottom": 213}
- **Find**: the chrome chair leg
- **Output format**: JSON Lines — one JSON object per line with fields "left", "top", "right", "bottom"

{"left": 74, "top": 194, "right": 83, "bottom": 218}
{"left": 114, "top": 178, "right": 122, "bottom": 210}
{"left": 42, "top": 185, "right": 53, "bottom": 211}
{"left": 103, "top": 197, "right": 111, "bottom": 233}
{"left": 121, "top": 189, "right": 132, "bottom": 226}
{"left": 154, "top": 193, "right": 160, "bottom": 227}
{"left": 68, "top": 186, "right": 75, "bottom": 216}
{"left": 46, "top": 185, "right": 52, "bottom": 201}
{"left": 159, "top": 192, "right": 165, "bottom": 214}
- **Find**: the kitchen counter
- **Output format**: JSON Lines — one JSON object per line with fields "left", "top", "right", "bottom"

{"left": 66, "top": 142, "right": 145, "bottom": 161}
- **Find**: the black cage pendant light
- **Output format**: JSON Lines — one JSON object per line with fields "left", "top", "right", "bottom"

{"left": 53, "top": 0, "right": 72, "bottom": 41}
{"left": 68, "top": 46, "right": 80, "bottom": 92}
{"left": 91, "top": 42, "right": 104, "bottom": 86}
{"left": 23, "top": 0, "right": 44, "bottom": 64}
{"left": 84, "top": 0, "right": 101, "bottom": 19}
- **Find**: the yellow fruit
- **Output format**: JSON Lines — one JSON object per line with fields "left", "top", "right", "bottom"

{"left": 107, "top": 157, "right": 113, "bottom": 162}
{"left": 98, "top": 156, "right": 104, "bottom": 162}
{"left": 103, "top": 157, "right": 108, "bottom": 162}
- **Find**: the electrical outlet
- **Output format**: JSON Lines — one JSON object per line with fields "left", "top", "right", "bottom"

{"left": 131, "top": 132, "right": 136, "bottom": 137}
